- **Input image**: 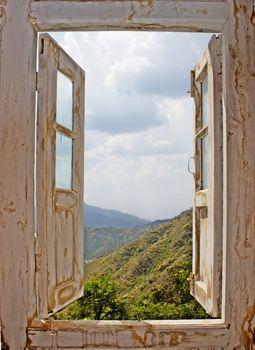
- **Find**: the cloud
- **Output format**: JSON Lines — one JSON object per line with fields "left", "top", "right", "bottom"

{"left": 50, "top": 31, "right": 211, "bottom": 220}
{"left": 52, "top": 31, "right": 211, "bottom": 135}
{"left": 84, "top": 96, "right": 194, "bottom": 220}
{"left": 84, "top": 149, "right": 193, "bottom": 221}
{"left": 102, "top": 32, "right": 212, "bottom": 98}
{"left": 85, "top": 93, "right": 167, "bottom": 134}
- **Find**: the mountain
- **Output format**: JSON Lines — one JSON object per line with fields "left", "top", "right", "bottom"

{"left": 57, "top": 209, "right": 208, "bottom": 320}
{"left": 83, "top": 210, "right": 193, "bottom": 260}
{"left": 84, "top": 209, "right": 193, "bottom": 301}
{"left": 84, "top": 226, "right": 145, "bottom": 260}
{"left": 84, "top": 203, "right": 150, "bottom": 228}
{"left": 83, "top": 209, "right": 207, "bottom": 319}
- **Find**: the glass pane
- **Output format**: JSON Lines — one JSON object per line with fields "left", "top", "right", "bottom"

{"left": 56, "top": 132, "right": 73, "bottom": 190}
{"left": 201, "top": 134, "right": 209, "bottom": 190}
{"left": 201, "top": 75, "right": 209, "bottom": 128}
{"left": 56, "top": 71, "right": 73, "bottom": 130}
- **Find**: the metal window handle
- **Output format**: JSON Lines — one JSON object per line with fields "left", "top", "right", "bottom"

{"left": 188, "top": 155, "right": 195, "bottom": 176}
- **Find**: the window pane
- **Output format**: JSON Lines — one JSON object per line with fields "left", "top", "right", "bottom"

{"left": 201, "top": 75, "right": 209, "bottom": 128}
{"left": 56, "top": 71, "right": 73, "bottom": 130}
{"left": 201, "top": 134, "right": 209, "bottom": 190}
{"left": 56, "top": 132, "right": 73, "bottom": 190}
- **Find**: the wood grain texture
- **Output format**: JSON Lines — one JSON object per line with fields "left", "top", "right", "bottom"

{"left": 29, "top": 0, "right": 229, "bottom": 32}
{"left": 28, "top": 319, "right": 229, "bottom": 349}
{"left": 36, "top": 34, "right": 85, "bottom": 318}
{"left": 191, "top": 35, "right": 223, "bottom": 317}
{"left": 0, "top": 0, "right": 37, "bottom": 348}
{"left": 221, "top": 1, "right": 255, "bottom": 348}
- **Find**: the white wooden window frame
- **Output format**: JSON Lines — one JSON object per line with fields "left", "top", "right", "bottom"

{"left": 190, "top": 35, "right": 223, "bottom": 318}
{"left": 1, "top": 1, "right": 254, "bottom": 349}
{"left": 36, "top": 33, "right": 85, "bottom": 317}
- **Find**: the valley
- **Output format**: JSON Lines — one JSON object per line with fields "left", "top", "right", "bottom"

{"left": 56, "top": 208, "right": 208, "bottom": 320}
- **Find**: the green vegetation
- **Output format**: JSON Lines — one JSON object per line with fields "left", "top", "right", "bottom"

{"left": 55, "top": 276, "right": 127, "bottom": 320}
{"left": 84, "top": 226, "right": 145, "bottom": 260}
{"left": 57, "top": 210, "right": 209, "bottom": 320}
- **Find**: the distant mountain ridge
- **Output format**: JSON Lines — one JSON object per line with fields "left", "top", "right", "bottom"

{"left": 82, "top": 209, "right": 207, "bottom": 320}
{"left": 58, "top": 209, "right": 208, "bottom": 321}
{"left": 84, "top": 203, "right": 150, "bottom": 228}
{"left": 84, "top": 226, "right": 145, "bottom": 260}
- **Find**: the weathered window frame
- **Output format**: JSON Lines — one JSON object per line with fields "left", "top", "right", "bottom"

{"left": 36, "top": 33, "right": 85, "bottom": 317}
{"left": 190, "top": 35, "right": 223, "bottom": 318}
{"left": 1, "top": 1, "right": 254, "bottom": 349}
{"left": 27, "top": 1, "right": 235, "bottom": 347}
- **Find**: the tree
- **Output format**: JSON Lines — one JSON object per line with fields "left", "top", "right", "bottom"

{"left": 73, "top": 276, "right": 128, "bottom": 320}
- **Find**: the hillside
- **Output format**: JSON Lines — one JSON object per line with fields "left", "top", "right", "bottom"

{"left": 84, "top": 209, "right": 193, "bottom": 300}
{"left": 57, "top": 209, "right": 208, "bottom": 320}
{"left": 84, "top": 203, "right": 150, "bottom": 228}
{"left": 84, "top": 226, "right": 145, "bottom": 260}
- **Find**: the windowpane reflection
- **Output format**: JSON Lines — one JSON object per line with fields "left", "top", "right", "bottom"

{"left": 56, "top": 71, "right": 73, "bottom": 130}
{"left": 56, "top": 132, "right": 73, "bottom": 190}
{"left": 201, "top": 134, "right": 208, "bottom": 190}
{"left": 201, "top": 75, "right": 209, "bottom": 128}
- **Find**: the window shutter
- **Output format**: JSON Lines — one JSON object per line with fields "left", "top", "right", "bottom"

{"left": 36, "top": 34, "right": 85, "bottom": 317}
{"left": 190, "top": 35, "right": 223, "bottom": 317}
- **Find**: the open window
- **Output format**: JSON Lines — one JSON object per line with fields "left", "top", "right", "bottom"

{"left": 36, "top": 34, "right": 85, "bottom": 317}
{"left": 35, "top": 33, "right": 223, "bottom": 321}
{"left": 190, "top": 35, "right": 223, "bottom": 317}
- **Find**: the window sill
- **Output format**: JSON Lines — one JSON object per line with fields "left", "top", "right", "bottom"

{"left": 28, "top": 318, "right": 229, "bottom": 348}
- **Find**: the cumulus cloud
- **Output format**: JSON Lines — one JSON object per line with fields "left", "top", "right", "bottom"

{"left": 85, "top": 93, "right": 167, "bottom": 134}
{"left": 102, "top": 32, "right": 212, "bottom": 98}
{"left": 50, "top": 31, "right": 211, "bottom": 220}
{"left": 54, "top": 31, "right": 211, "bottom": 135}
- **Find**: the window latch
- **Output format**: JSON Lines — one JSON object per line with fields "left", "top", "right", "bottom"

{"left": 188, "top": 155, "right": 195, "bottom": 176}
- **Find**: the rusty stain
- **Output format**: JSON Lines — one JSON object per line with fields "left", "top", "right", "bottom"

{"left": 1, "top": 197, "right": 16, "bottom": 214}
{"left": 143, "top": 331, "right": 155, "bottom": 347}
{"left": 251, "top": 5, "right": 255, "bottom": 26}
{"left": 26, "top": 329, "right": 33, "bottom": 350}
{"left": 1, "top": 330, "right": 10, "bottom": 350}
{"left": 128, "top": 2, "right": 136, "bottom": 21}
{"left": 131, "top": 329, "right": 144, "bottom": 346}
{"left": 172, "top": 3, "right": 188, "bottom": 16}
{"left": 241, "top": 305, "right": 255, "bottom": 348}
{"left": 17, "top": 219, "right": 27, "bottom": 231}
{"left": 229, "top": 46, "right": 237, "bottom": 60}
{"left": 27, "top": 0, "right": 39, "bottom": 30}
{"left": 64, "top": 247, "right": 68, "bottom": 257}
{"left": 56, "top": 124, "right": 76, "bottom": 139}
{"left": 140, "top": 0, "right": 153, "bottom": 16}
{"left": 159, "top": 331, "right": 186, "bottom": 346}
{"left": 40, "top": 137, "right": 45, "bottom": 152}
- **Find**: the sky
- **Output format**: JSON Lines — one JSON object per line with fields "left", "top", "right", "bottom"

{"left": 51, "top": 31, "right": 212, "bottom": 221}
